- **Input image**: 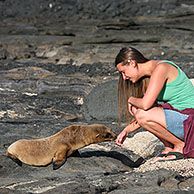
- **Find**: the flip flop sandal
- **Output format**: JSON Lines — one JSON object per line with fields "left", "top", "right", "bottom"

{"left": 158, "top": 152, "right": 184, "bottom": 162}
{"left": 157, "top": 153, "right": 167, "bottom": 157}
{"left": 165, "top": 152, "right": 184, "bottom": 160}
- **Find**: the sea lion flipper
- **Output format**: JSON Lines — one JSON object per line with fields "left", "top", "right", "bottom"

{"left": 52, "top": 144, "right": 70, "bottom": 170}
{"left": 7, "top": 152, "right": 22, "bottom": 166}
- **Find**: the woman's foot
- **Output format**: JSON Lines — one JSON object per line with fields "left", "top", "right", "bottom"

{"left": 159, "top": 152, "right": 184, "bottom": 161}
{"left": 152, "top": 143, "right": 184, "bottom": 163}
{"left": 161, "top": 147, "right": 173, "bottom": 155}
{"left": 151, "top": 153, "right": 167, "bottom": 163}
{"left": 151, "top": 147, "right": 173, "bottom": 163}
{"left": 161, "top": 142, "right": 184, "bottom": 161}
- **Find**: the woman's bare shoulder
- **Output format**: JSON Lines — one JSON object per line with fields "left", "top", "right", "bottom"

{"left": 154, "top": 61, "right": 178, "bottom": 83}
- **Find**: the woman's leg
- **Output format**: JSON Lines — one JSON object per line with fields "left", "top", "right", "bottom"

{"left": 131, "top": 106, "right": 174, "bottom": 154}
{"left": 132, "top": 106, "right": 184, "bottom": 161}
{"left": 157, "top": 137, "right": 174, "bottom": 154}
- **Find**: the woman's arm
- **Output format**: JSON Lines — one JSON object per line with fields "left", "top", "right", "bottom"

{"left": 128, "top": 63, "right": 169, "bottom": 110}
{"left": 116, "top": 119, "right": 141, "bottom": 146}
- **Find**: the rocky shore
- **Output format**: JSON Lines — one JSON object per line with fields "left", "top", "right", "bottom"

{"left": 0, "top": 0, "right": 194, "bottom": 193}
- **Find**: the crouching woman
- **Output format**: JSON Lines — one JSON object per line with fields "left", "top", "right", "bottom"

{"left": 115, "top": 46, "right": 194, "bottom": 162}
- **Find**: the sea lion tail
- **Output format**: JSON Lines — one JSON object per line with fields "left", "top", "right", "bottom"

{"left": 6, "top": 151, "right": 22, "bottom": 166}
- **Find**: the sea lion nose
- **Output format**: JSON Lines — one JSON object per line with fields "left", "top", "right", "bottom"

{"left": 113, "top": 133, "right": 117, "bottom": 140}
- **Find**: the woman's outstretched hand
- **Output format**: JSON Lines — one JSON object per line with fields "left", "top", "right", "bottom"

{"left": 116, "top": 119, "right": 140, "bottom": 147}
{"left": 116, "top": 128, "right": 128, "bottom": 147}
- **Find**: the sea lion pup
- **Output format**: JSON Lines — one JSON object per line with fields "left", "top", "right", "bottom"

{"left": 6, "top": 124, "right": 116, "bottom": 170}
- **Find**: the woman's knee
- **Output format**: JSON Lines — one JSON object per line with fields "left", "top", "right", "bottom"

{"left": 135, "top": 107, "right": 166, "bottom": 128}
{"left": 135, "top": 109, "right": 148, "bottom": 126}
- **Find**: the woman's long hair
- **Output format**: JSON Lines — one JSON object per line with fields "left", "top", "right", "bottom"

{"left": 115, "top": 47, "right": 150, "bottom": 125}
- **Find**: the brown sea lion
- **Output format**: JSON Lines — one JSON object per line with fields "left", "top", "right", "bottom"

{"left": 6, "top": 124, "right": 116, "bottom": 170}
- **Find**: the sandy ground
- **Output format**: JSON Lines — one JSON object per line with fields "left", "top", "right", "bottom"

{"left": 123, "top": 132, "right": 194, "bottom": 177}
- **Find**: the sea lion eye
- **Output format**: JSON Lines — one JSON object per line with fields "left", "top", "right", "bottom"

{"left": 104, "top": 133, "right": 111, "bottom": 138}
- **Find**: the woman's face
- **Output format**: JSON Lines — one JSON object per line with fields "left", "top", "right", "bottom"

{"left": 117, "top": 61, "right": 138, "bottom": 83}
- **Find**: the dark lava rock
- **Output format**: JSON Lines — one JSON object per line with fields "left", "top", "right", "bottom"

{"left": 0, "top": 0, "right": 190, "bottom": 21}
{"left": 1, "top": 0, "right": 194, "bottom": 193}
{"left": 83, "top": 79, "right": 118, "bottom": 122}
